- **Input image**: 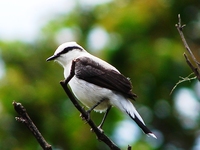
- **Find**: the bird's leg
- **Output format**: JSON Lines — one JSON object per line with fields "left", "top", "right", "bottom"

{"left": 87, "top": 98, "right": 106, "bottom": 114}
{"left": 90, "top": 106, "right": 111, "bottom": 133}
{"left": 64, "top": 59, "right": 76, "bottom": 84}
{"left": 81, "top": 98, "right": 106, "bottom": 121}
{"left": 98, "top": 106, "right": 111, "bottom": 130}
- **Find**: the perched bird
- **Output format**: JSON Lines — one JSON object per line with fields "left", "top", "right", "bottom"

{"left": 47, "top": 41, "right": 156, "bottom": 138}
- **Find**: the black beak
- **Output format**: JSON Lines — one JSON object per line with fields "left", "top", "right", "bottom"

{"left": 46, "top": 55, "right": 58, "bottom": 61}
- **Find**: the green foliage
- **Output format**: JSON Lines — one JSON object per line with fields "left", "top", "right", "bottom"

{"left": 0, "top": 0, "right": 200, "bottom": 149}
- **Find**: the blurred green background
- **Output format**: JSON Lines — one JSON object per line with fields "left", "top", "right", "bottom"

{"left": 1, "top": 0, "right": 200, "bottom": 149}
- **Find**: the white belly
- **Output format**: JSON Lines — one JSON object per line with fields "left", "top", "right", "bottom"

{"left": 68, "top": 77, "right": 112, "bottom": 112}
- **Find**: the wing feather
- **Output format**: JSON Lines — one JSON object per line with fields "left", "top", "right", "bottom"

{"left": 74, "top": 57, "right": 137, "bottom": 100}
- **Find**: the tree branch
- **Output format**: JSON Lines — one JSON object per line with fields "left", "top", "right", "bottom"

{"left": 175, "top": 14, "right": 200, "bottom": 81}
{"left": 13, "top": 101, "right": 52, "bottom": 150}
{"left": 12, "top": 85, "right": 130, "bottom": 150}
{"left": 60, "top": 80, "right": 122, "bottom": 150}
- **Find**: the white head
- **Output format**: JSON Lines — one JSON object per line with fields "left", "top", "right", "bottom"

{"left": 46, "top": 41, "right": 86, "bottom": 67}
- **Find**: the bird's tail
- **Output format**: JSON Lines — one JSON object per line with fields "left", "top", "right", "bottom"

{"left": 114, "top": 98, "right": 157, "bottom": 139}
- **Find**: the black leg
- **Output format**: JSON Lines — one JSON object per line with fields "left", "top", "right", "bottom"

{"left": 98, "top": 106, "right": 111, "bottom": 130}
{"left": 87, "top": 98, "right": 106, "bottom": 114}
{"left": 81, "top": 98, "right": 106, "bottom": 121}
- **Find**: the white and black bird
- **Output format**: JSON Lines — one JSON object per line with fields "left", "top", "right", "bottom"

{"left": 46, "top": 41, "right": 156, "bottom": 138}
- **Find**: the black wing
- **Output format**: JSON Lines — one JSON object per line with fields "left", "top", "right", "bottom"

{"left": 74, "top": 57, "right": 137, "bottom": 100}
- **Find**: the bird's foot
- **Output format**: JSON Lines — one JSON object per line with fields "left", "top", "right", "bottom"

{"left": 97, "top": 125, "right": 104, "bottom": 133}
{"left": 80, "top": 110, "right": 91, "bottom": 122}
{"left": 90, "top": 125, "right": 104, "bottom": 134}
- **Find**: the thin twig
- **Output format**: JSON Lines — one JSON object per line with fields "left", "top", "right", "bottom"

{"left": 175, "top": 14, "right": 200, "bottom": 66}
{"left": 13, "top": 102, "right": 52, "bottom": 150}
{"left": 60, "top": 80, "right": 121, "bottom": 150}
{"left": 170, "top": 73, "right": 196, "bottom": 95}
{"left": 175, "top": 14, "right": 200, "bottom": 81}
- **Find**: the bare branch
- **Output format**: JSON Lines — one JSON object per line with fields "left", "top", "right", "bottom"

{"left": 175, "top": 14, "right": 200, "bottom": 65}
{"left": 175, "top": 14, "right": 200, "bottom": 81}
{"left": 184, "top": 53, "right": 200, "bottom": 80}
{"left": 60, "top": 80, "right": 121, "bottom": 150}
{"left": 13, "top": 102, "right": 52, "bottom": 150}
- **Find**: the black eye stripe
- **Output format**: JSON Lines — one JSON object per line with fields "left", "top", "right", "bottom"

{"left": 57, "top": 46, "right": 83, "bottom": 56}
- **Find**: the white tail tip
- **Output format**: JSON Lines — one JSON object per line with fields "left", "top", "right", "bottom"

{"left": 148, "top": 133, "right": 157, "bottom": 139}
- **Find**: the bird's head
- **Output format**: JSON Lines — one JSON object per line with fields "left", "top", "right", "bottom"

{"left": 46, "top": 41, "right": 85, "bottom": 67}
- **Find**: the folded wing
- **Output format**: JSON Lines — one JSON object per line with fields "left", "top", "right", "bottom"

{"left": 74, "top": 57, "right": 137, "bottom": 100}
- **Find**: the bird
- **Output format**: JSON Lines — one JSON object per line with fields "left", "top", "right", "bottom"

{"left": 46, "top": 41, "right": 156, "bottom": 139}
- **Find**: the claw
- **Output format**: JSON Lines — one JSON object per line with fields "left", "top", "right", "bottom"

{"left": 79, "top": 113, "right": 85, "bottom": 120}
{"left": 97, "top": 126, "right": 104, "bottom": 133}
{"left": 85, "top": 110, "right": 91, "bottom": 121}
{"left": 90, "top": 126, "right": 104, "bottom": 133}
{"left": 80, "top": 110, "right": 91, "bottom": 122}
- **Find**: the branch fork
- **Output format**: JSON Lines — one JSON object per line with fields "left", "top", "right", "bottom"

{"left": 175, "top": 14, "right": 200, "bottom": 81}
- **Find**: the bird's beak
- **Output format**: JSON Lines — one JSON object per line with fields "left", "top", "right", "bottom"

{"left": 46, "top": 55, "right": 58, "bottom": 61}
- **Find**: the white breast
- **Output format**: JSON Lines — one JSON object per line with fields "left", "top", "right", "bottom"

{"left": 68, "top": 77, "right": 112, "bottom": 112}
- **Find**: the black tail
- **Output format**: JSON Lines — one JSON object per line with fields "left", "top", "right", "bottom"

{"left": 127, "top": 111, "right": 157, "bottom": 139}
